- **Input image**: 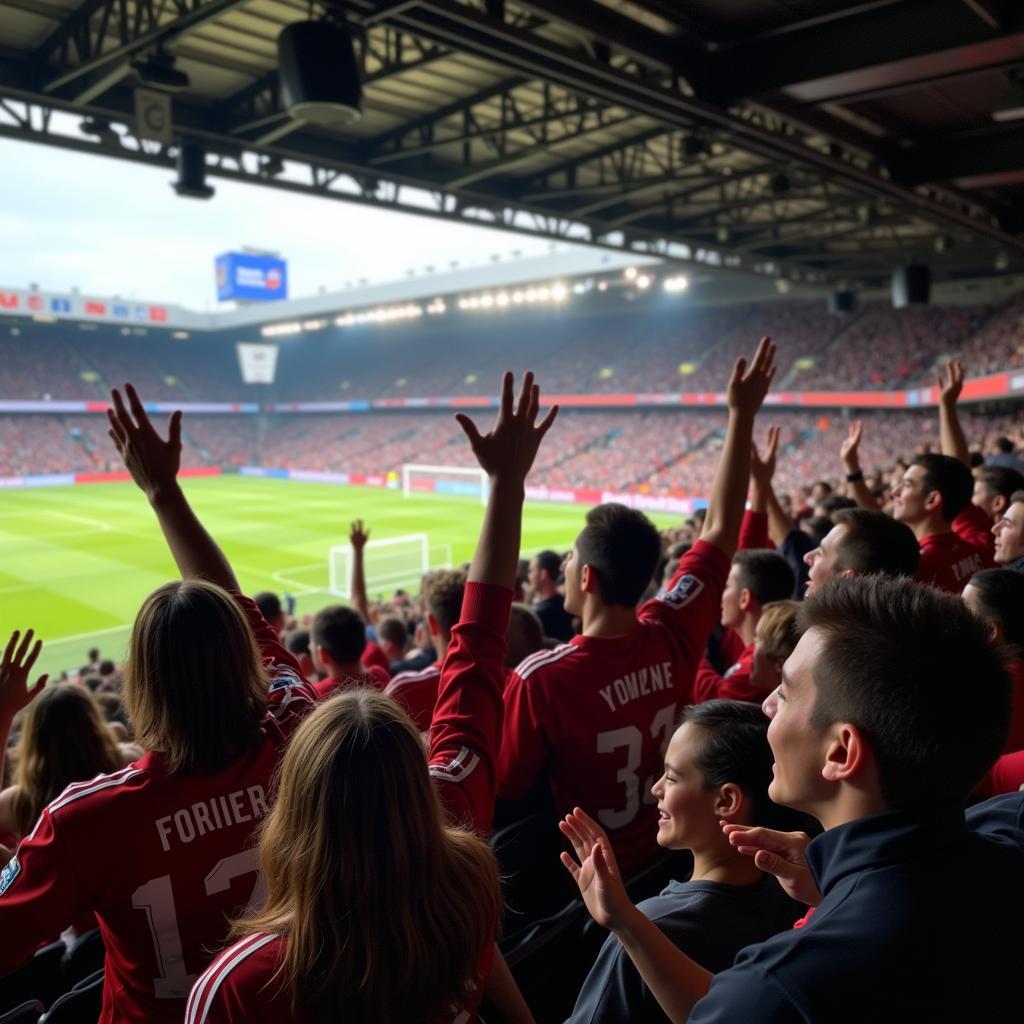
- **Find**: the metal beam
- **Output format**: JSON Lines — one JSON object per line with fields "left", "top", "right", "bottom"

{"left": 708, "top": 0, "right": 1024, "bottom": 104}
{"left": 889, "top": 124, "right": 1024, "bottom": 188}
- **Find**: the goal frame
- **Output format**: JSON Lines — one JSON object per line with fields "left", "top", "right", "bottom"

{"left": 401, "top": 463, "right": 489, "bottom": 507}
{"left": 327, "top": 533, "right": 430, "bottom": 599}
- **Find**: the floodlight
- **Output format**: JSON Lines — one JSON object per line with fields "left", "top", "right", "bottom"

{"left": 636, "top": 274, "right": 652, "bottom": 290}
{"left": 624, "top": 266, "right": 638, "bottom": 280}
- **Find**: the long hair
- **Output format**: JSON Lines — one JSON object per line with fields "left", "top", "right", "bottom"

{"left": 123, "top": 579, "right": 269, "bottom": 774}
{"left": 12, "top": 684, "right": 123, "bottom": 835}
{"left": 235, "top": 688, "right": 501, "bottom": 1023}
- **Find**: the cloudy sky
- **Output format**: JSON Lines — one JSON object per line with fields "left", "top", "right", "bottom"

{"left": 0, "top": 130, "right": 590, "bottom": 311}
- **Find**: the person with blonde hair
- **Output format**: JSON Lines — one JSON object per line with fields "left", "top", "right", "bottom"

{"left": 747, "top": 600, "right": 801, "bottom": 696}
{"left": 0, "top": 385, "right": 330, "bottom": 1024}
{"left": 186, "top": 371, "right": 557, "bottom": 1023}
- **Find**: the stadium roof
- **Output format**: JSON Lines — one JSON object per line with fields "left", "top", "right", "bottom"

{"left": 1, "top": 0, "right": 1023, "bottom": 286}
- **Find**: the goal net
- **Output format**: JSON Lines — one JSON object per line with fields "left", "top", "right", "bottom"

{"left": 328, "top": 534, "right": 436, "bottom": 600}
{"left": 402, "top": 463, "right": 489, "bottom": 507}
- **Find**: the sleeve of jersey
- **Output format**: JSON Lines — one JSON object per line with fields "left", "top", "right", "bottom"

{"left": 428, "top": 582, "right": 512, "bottom": 835}
{"left": 973, "top": 749, "right": 1024, "bottom": 799}
{"left": 0, "top": 809, "right": 89, "bottom": 974}
{"left": 234, "top": 593, "right": 305, "bottom": 682}
{"left": 739, "top": 510, "right": 774, "bottom": 551}
{"left": 952, "top": 503, "right": 995, "bottom": 563}
{"left": 693, "top": 657, "right": 726, "bottom": 704}
{"left": 688, "top": 965, "right": 802, "bottom": 1024}
{"left": 639, "top": 540, "right": 731, "bottom": 669}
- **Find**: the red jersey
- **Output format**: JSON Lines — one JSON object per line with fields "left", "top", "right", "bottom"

{"left": 184, "top": 583, "right": 511, "bottom": 1024}
{"left": 0, "top": 597, "right": 322, "bottom": 1024}
{"left": 385, "top": 662, "right": 442, "bottom": 732}
{"left": 362, "top": 640, "right": 390, "bottom": 676}
{"left": 498, "top": 540, "right": 730, "bottom": 875}
{"left": 694, "top": 643, "right": 762, "bottom": 704}
{"left": 975, "top": 749, "right": 1024, "bottom": 799}
{"left": 914, "top": 530, "right": 987, "bottom": 593}
{"left": 953, "top": 503, "right": 996, "bottom": 565}
{"left": 1004, "top": 662, "right": 1024, "bottom": 754}
{"left": 739, "top": 510, "right": 774, "bottom": 551}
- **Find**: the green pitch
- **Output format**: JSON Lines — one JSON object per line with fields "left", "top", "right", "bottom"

{"left": 0, "top": 476, "right": 681, "bottom": 680}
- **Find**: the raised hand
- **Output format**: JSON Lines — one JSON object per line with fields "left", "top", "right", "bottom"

{"left": 455, "top": 371, "right": 558, "bottom": 484}
{"left": 559, "top": 807, "right": 634, "bottom": 930}
{"left": 0, "top": 629, "right": 47, "bottom": 723}
{"left": 350, "top": 519, "right": 370, "bottom": 550}
{"left": 107, "top": 383, "right": 182, "bottom": 500}
{"left": 937, "top": 359, "right": 964, "bottom": 406}
{"left": 727, "top": 336, "right": 776, "bottom": 416}
{"left": 721, "top": 822, "right": 820, "bottom": 906}
{"left": 751, "top": 424, "right": 780, "bottom": 485}
{"left": 840, "top": 419, "right": 863, "bottom": 472}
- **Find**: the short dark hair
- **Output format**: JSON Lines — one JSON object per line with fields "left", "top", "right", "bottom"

{"left": 284, "top": 628, "right": 310, "bottom": 656}
{"left": 818, "top": 494, "right": 857, "bottom": 517}
{"left": 423, "top": 569, "right": 467, "bottom": 634}
{"left": 534, "top": 550, "right": 563, "bottom": 582}
{"left": 681, "top": 700, "right": 812, "bottom": 833}
{"left": 976, "top": 465, "right": 1024, "bottom": 504}
{"left": 802, "top": 515, "right": 833, "bottom": 547}
{"left": 376, "top": 615, "right": 407, "bottom": 650}
{"left": 732, "top": 549, "right": 795, "bottom": 606}
{"left": 812, "top": 480, "right": 833, "bottom": 496}
{"left": 967, "top": 569, "right": 1024, "bottom": 649}
{"left": 87, "top": 647, "right": 99, "bottom": 662}
{"left": 832, "top": 508, "right": 920, "bottom": 578}
{"left": 911, "top": 453, "right": 974, "bottom": 522}
{"left": 576, "top": 503, "right": 662, "bottom": 607}
{"left": 312, "top": 605, "right": 367, "bottom": 665}
{"left": 98, "top": 659, "right": 116, "bottom": 677}
{"left": 996, "top": 436, "right": 1015, "bottom": 454}
{"left": 799, "top": 576, "right": 1011, "bottom": 811}
{"left": 1012, "top": 489, "right": 1024, "bottom": 508}
{"left": 254, "top": 591, "right": 283, "bottom": 624}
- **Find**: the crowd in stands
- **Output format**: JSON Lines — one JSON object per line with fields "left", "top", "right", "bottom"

{"left": 2, "top": 287, "right": 1023, "bottom": 406}
{"left": 2, "top": 343, "right": 1023, "bottom": 1024}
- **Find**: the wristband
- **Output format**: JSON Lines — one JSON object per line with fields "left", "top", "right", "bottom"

{"left": 845, "top": 470, "right": 864, "bottom": 483}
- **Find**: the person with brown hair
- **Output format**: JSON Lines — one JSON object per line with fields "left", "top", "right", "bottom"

{"left": 185, "top": 371, "right": 556, "bottom": 1024}
{"left": 0, "top": 385, "right": 330, "bottom": 1024}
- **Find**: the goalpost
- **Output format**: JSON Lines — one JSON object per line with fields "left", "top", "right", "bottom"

{"left": 328, "top": 534, "right": 433, "bottom": 599}
{"left": 402, "top": 463, "right": 489, "bottom": 507}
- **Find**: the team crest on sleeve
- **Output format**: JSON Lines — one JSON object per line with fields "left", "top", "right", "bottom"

{"left": 0, "top": 855, "right": 20, "bottom": 895}
{"left": 656, "top": 574, "right": 704, "bottom": 608}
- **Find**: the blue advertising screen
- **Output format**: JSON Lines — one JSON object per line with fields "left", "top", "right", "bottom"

{"left": 216, "top": 252, "right": 288, "bottom": 302}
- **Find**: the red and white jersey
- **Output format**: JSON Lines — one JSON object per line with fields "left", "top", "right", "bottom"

{"left": 915, "top": 530, "right": 988, "bottom": 593}
{"left": 0, "top": 596, "right": 322, "bottom": 1024}
{"left": 694, "top": 643, "right": 762, "bottom": 704}
{"left": 385, "top": 662, "right": 441, "bottom": 731}
{"left": 362, "top": 640, "right": 391, "bottom": 677}
{"left": 954, "top": 503, "right": 996, "bottom": 564}
{"left": 185, "top": 582, "right": 512, "bottom": 1022}
{"left": 498, "top": 540, "right": 730, "bottom": 875}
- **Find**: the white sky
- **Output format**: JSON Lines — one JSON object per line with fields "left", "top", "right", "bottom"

{"left": 0, "top": 131, "right": 591, "bottom": 310}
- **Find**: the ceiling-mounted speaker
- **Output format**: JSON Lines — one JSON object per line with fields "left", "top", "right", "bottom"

{"left": 892, "top": 264, "right": 930, "bottom": 308}
{"left": 829, "top": 290, "right": 856, "bottom": 315}
{"left": 278, "top": 21, "right": 363, "bottom": 126}
{"left": 173, "top": 138, "right": 214, "bottom": 199}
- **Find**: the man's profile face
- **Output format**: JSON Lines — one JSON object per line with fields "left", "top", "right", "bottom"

{"left": 527, "top": 557, "right": 541, "bottom": 593}
{"left": 992, "top": 501, "right": 1024, "bottom": 564}
{"left": 972, "top": 480, "right": 1000, "bottom": 521}
{"left": 562, "top": 546, "right": 583, "bottom": 615}
{"left": 804, "top": 524, "right": 847, "bottom": 595}
{"left": 891, "top": 464, "right": 931, "bottom": 525}
{"left": 762, "top": 628, "right": 833, "bottom": 813}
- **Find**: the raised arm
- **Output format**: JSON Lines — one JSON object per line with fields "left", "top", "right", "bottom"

{"left": 937, "top": 359, "right": 971, "bottom": 467}
{"left": 839, "top": 420, "right": 880, "bottom": 510}
{"left": 0, "top": 631, "right": 46, "bottom": 790}
{"left": 349, "top": 519, "right": 374, "bottom": 624}
{"left": 751, "top": 425, "right": 793, "bottom": 547}
{"left": 700, "top": 337, "right": 776, "bottom": 558}
{"left": 560, "top": 808, "right": 713, "bottom": 1022}
{"left": 107, "top": 384, "right": 238, "bottom": 591}
{"left": 429, "top": 372, "right": 558, "bottom": 832}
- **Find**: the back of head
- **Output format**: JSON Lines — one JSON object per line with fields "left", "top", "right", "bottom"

{"left": 376, "top": 615, "right": 408, "bottom": 651}
{"left": 284, "top": 628, "right": 310, "bottom": 657}
{"left": 681, "top": 700, "right": 809, "bottom": 832}
{"left": 576, "top": 503, "right": 662, "bottom": 607}
{"left": 253, "top": 591, "right": 283, "bottom": 626}
{"left": 13, "top": 684, "right": 122, "bottom": 833}
{"left": 535, "top": 549, "right": 562, "bottom": 583}
{"left": 506, "top": 603, "right": 546, "bottom": 667}
{"left": 818, "top": 494, "right": 857, "bottom": 518}
{"left": 733, "top": 549, "right": 796, "bottom": 606}
{"left": 996, "top": 436, "right": 1015, "bottom": 454}
{"left": 312, "top": 605, "right": 368, "bottom": 666}
{"left": 802, "top": 515, "right": 833, "bottom": 547}
{"left": 423, "top": 569, "right": 467, "bottom": 636}
{"left": 799, "top": 576, "right": 1011, "bottom": 811}
{"left": 240, "top": 689, "right": 500, "bottom": 1021}
{"left": 832, "top": 508, "right": 920, "bottom": 578}
{"left": 912, "top": 453, "right": 974, "bottom": 523}
{"left": 124, "top": 579, "right": 269, "bottom": 775}
{"left": 755, "top": 600, "right": 801, "bottom": 662}
{"left": 966, "top": 569, "right": 1024, "bottom": 650}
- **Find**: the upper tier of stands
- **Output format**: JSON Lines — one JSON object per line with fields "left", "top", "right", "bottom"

{"left": 2, "top": 289, "right": 1022, "bottom": 402}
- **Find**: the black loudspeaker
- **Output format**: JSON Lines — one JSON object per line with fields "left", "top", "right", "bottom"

{"left": 173, "top": 139, "right": 214, "bottom": 199}
{"left": 278, "top": 21, "right": 363, "bottom": 125}
{"left": 892, "top": 265, "right": 931, "bottom": 308}
{"left": 829, "top": 290, "right": 856, "bottom": 315}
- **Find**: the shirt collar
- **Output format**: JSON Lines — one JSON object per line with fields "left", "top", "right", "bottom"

{"left": 806, "top": 806, "right": 968, "bottom": 897}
